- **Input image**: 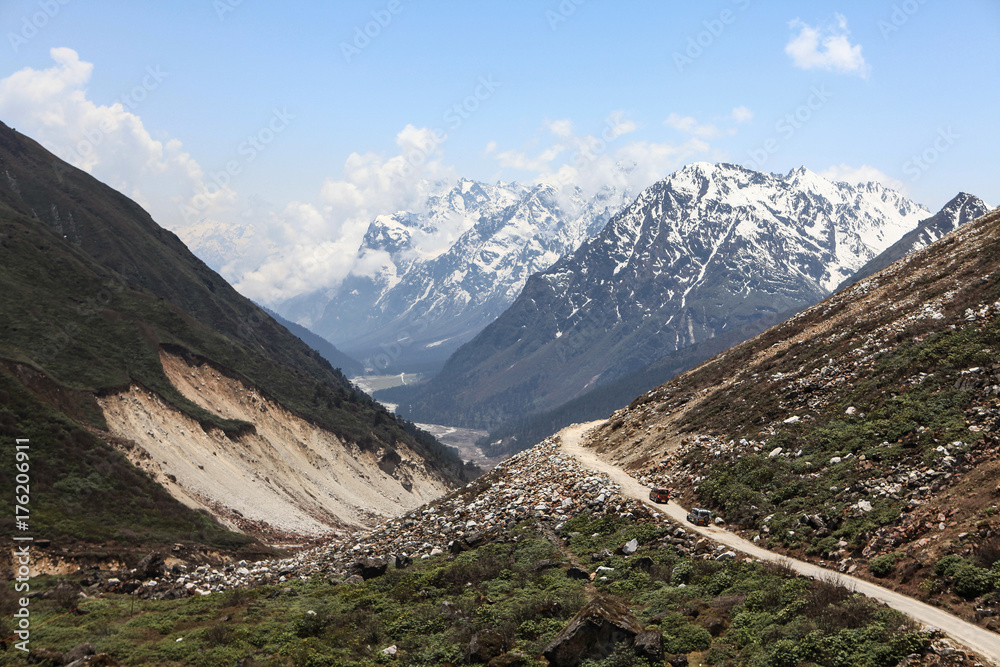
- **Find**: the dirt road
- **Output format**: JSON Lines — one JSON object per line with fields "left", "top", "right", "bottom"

{"left": 559, "top": 421, "right": 1000, "bottom": 665}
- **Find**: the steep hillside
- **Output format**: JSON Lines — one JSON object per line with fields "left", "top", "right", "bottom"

{"left": 480, "top": 308, "right": 798, "bottom": 458}
{"left": 262, "top": 306, "right": 363, "bottom": 376}
{"left": 838, "top": 192, "right": 990, "bottom": 290}
{"left": 0, "top": 121, "right": 471, "bottom": 551}
{"left": 397, "top": 163, "right": 928, "bottom": 429}
{"left": 585, "top": 203, "right": 1000, "bottom": 614}
{"left": 279, "top": 180, "right": 629, "bottom": 372}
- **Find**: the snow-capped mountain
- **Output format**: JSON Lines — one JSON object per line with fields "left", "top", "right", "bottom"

{"left": 838, "top": 192, "right": 991, "bottom": 290}
{"left": 398, "top": 162, "right": 930, "bottom": 428}
{"left": 279, "top": 179, "right": 630, "bottom": 371}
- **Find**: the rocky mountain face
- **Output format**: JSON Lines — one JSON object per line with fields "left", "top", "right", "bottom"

{"left": 0, "top": 121, "right": 471, "bottom": 549}
{"left": 397, "top": 162, "right": 929, "bottom": 429}
{"left": 278, "top": 179, "right": 630, "bottom": 372}
{"left": 590, "top": 203, "right": 1000, "bottom": 617}
{"left": 838, "top": 192, "right": 991, "bottom": 290}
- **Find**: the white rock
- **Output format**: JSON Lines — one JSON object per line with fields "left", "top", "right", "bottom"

{"left": 382, "top": 645, "right": 398, "bottom": 656}
{"left": 784, "top": 416, "right": 801, "bottom": 424}
{"left": 768, "top": 447, "right": 783, "bottom": 458}
{"left": 830, "top": 457, "right": 842, "bottom": 465}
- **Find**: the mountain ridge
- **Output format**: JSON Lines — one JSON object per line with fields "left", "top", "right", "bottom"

{"left": 395, "top": 162, "right": 930, "bottom": 429}
{"left": 278, "top": 179, "right": 631, "bottom": 372}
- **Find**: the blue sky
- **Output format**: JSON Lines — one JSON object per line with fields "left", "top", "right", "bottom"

{"left": 1, "top": 1, "right": 998, "bottom": 302}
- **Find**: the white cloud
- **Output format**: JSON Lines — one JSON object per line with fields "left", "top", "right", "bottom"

{"left": 0, "top": 48, "right": 237, "bottom": 236}
{"left": 664, "top": 113, "right": 727, "bottom": 139}
{"left": 820, "top": 163, "right": 906, "bottom": 193}
{"left": 731, "top": 106, "right": 754, "bottom": 124}
{"left": 490, "top": 111, "right": 711, "bottom": 212}
{"left": 786, "top": 14, "right": 870, "bottom": 79}
{"left": 235, "top": 125, "right": 458, "bottom": 302}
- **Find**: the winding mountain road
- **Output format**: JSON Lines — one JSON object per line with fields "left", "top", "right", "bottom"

{"left": 559, "top": 421, "right": 1000, "bottom": 665}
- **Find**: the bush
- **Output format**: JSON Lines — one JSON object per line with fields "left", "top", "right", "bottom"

{"left": 935, "top": 554, "right": 965, "bottom": 578}
{"left": 869, "top": 553, "right": 899, "bottom": 578}
{"left": 663, "top": 623, "right": 711, "bottom": 654}
{"left": 953, "top": 563, "right": 993, "bottom": 598}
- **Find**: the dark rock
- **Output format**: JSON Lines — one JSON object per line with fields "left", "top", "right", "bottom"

{"left": 26, "top": 648, "right": 63, "bottom": 665}
{"left": 590, "top": 549, "right": 612, "bottom": 563}
{"left": 355, "top": 558, "right": 388, "bottom": 580}
{"left": 395, "top": 554, "right": 413, "bottom": 569}
{"left": 541, "top": 594, "right": 644, "bottom": 666}
{"left": 65, "top": 655, "right": 120, "bottom": 667}
{"left": 467, "top": 630, "right": 506, "bottom": 663}
{"left": 487, "top": 652, "right": 529, "bottom": 667}
{"left": 134, "top": 552, "right": 165, "bottom": 578}
{"left": 632, "top": 556, "right": 654, "bottom": 572}
{"left": 633, "top": 629, "right": 664, "bottom": 663}
{"left": 566, "top": 566, "right": 591, "bottom": 580}
{"left": 449, "top": 539, "right": 470, "bottom": 554}
{"left": 534, "top": 601, "right": 563, "bottom": 617}
{"left": 702, "top": 617, "right": 725, "bottom": 637}
{"left": 344, "top": 574, "right": 365, "bottom": 585}
{"left": 667, "top": 654, "right": 689, "bottom": 667}
{"left": 64, "top": 643, "right": 96, "bottom": 663}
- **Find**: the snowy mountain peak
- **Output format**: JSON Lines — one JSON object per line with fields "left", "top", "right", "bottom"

{"left": 278, "top": 177, "right": 632, "bottom": 369}
{"left": 401, "top": 163, "right": 938, "bottom": 429}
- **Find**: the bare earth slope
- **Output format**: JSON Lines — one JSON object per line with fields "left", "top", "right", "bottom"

{"left": 98, "top": 350, "right": 449, "bottom": 539}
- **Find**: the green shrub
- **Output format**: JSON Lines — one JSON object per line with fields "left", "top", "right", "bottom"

{"left": 663, "top": 623, "right": 711, "bottom": 654}
{"left": 953, "top": 563, "right": 994, "bottom": 598}
{"left": 869, "top": 553, "right": 899, "bottom": 578}
{"left": 935, "top": 554, "right": 965, "bottom": 578}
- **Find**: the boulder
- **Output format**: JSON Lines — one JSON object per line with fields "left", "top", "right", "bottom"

{"left": 632, "top": 556, "right": 654, "bottom": 572}
{"left": 566, "top": 566, "right": 591, "bottom": 580}
{"left": 633, "top": 629, "right": 664, "bottom": 663}
{"left": 467, "top": 630, "right": 506, "bottom": 663}
{"left": 353, "top": 558, "right": 387, "bottom": 580}
{"left": 541, "top": 595, "right": 644, "bottom": 666}
{"left": 27, "top": 648, "right": 63, "bottom": 665}
{"left": 621, "top": 539, "right": 638, "bottom": 555}
{"left": 134, "top": 552, "right": 165, "bottom": 579}
{"left": 394, "top": 554, "right": 413, "bottom": 569}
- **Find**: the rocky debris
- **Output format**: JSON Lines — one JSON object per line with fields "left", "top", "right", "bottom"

{"left": 134, "top": 552, "right": 165, "bottom": 579}
{"left": 542, "top": 594, "right": 645, "bottom": 667}
{"left": 78, "top": 438, "right": 709, "bottom": 600}
{"left": 29, "top": 646, "right": 117, "bottom": 667}
{"left": 64, "top": 644, "right": 96, "bottom": 663}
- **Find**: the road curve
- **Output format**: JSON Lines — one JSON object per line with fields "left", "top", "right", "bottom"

{"left": 558, "top": 421, "right": 1000, "bottom": 665}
